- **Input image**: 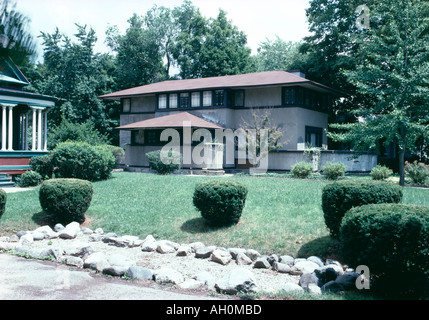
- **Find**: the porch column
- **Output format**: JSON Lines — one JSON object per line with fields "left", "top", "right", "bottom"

{"left": 37, "top": 108, "right": 42, "bottom": 151}
{"left": 7, "top": 106, "right": 13, "bottom": 151}
{"left": 43, "top": 109, "right": 48, "bottom": 151}
{"left": 32, "top": 108, "right": 36, "bottom": 151}
{"left": 1, "top": 105, "right": 6, "bottom": 151}
{"left": 24, "top": 111, "right": 29, "bottom": 150}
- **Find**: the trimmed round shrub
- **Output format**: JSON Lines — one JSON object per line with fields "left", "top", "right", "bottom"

{"left": 291, "top": 161, "right": 313, "bottom": 178}
{"left": 370, "top": 164, "right": 393, "bottom": 180}
{"left": 146, "top": 149, "right": 182, "bottom": 175}
{"left": 0, "top": 188, "right": 6, "bottom": 218}
{"left": 193, "top": 180, "right": 248, "bottom": 226}
{"left": 340, "top": 203, "right": 429, "bottom": 295}
{"left": 17, "top": 170, "right": 43, "bottom": 187}
{"left": 52, "top": 141, "right": 115, "bottom": 181}
{"left": 39, "top": 178, "right": 93, "bottom": 224}
{"left": 405, "top": 161, "right": 429, "bottom": 185}
{"left": 29, "top": 155, "right": 53, "bottom": 179}
{"left": 322, "top": 162, "right": 346, "bottom": 180}
{"left": 321, "top": 180, "right": 403, "bottom": 238}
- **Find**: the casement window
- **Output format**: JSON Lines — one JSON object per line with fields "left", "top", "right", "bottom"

{"left": 180, "top": 93, "right": 189, "bottom": 108}
{"left": 158, "top": 94, "right": 167, "bottom": 109}
{"left": 214, "top": 90, "right": 224, "bottom": 106}
{"left": 122, "top": 98, "right": 131, "bottom": 113}
{"left": 283, "top": 88, "right": 295, "bottom": 105}
{"left": 169, "top": 94, "right": 178, "bottom": 108}
{"left": 234, "top": 90, "right": 244, "bottom": 107}
{"left": 132, "top": 130, "right": 145, "bottom": 144}
{"left": 305, "top": 126, "right": 323, "bottom": 148}
{"left": 191, "top": 92, "right": 201, "bottom": 107}
{"left": 202, "top": 91, "right": 212, "bottom": 106}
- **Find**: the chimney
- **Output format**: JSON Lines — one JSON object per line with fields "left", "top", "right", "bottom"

{"left": 286, "top": 69, "right": 306, "bottom": 78}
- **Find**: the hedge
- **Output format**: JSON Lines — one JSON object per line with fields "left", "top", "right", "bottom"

{"left": 0, "top": 188, "right": 6, "bottom": 218}
{"left": 321, "top": 180, "right": 403, "bottom": 238}
{"left": 193, "top": 180, "right": 248, "bottom": 226}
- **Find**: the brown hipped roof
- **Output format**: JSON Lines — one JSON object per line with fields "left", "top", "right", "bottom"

{"left": 116, "top": 112, "right": 223, "bottom": 130}
{"left": 100, "top": 70, "right": 341, "bottom": 100}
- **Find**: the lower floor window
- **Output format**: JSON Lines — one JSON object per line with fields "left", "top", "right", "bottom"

{"left": 305, "top": 126, "right": 323, "bottom": 148}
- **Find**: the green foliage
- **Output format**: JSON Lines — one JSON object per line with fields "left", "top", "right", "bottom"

{"left": 370, "top": 164, "right": 393, "bottom": 180}
{"left": 47, "top": 117, "right": 110, "bottom": 150}
{"left": 405, "top": 161, "right": 429, "bottom": 185}
{"left": 29, "top": 155, "right": 53, "bottom": 179}
{"left": 146, "top": 149, "right": 181, "bottom": 175}
{"left": 321, "top": 180, "right": 403, "bottom": 238}
{"left": 103, "top": 145, "right": 125, "bottom": 168}
{"left": 193, "top": 180, "right": 248, "bottom": 226}
{"left": 0, "top": 188, "right": 6, "bottom": 218}
{"left": 322, "top": 162, "right": 346, "bottom": 180}
{"left": 17, "top": 170, "right": 43, "bottom": 187}
{"left": 39, "top": 178, "right": 93, "bottom": 224}
{"left": 340, "top": 203, "right": 429, "bottom": 296}
{"left": 52, "top": 141, "right": 115, "bottom": 181}
{"left": 291, "top": 162, "right": 313, "bottom": 178}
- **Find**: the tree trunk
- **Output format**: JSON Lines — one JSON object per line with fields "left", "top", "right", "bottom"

{"left": 399, "top": 126, "right": 406, "bottom": 187}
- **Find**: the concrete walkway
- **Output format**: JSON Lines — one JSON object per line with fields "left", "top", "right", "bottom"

{"left": 0, "top": 253, "right": 223, "bottom": 300}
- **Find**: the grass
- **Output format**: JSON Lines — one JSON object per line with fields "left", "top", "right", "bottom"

{"left": 1, "top": 171, "right": 429, "bottom": 260}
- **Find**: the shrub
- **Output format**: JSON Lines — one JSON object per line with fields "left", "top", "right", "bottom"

{"left": 405, "top": 161, "right": 429, "bottom": 185}
{"left": 30, "top": 155, "right": 53, "bottom": 179}
{"left": 0, "top": 188, "right": 6, "bottom": 218}
{"left": 321, "top": 180, "right": 403, "bottom": 238}
{"left": 370, "top": 164, "right": 393, "bottom": 180}
{"left": 52, "top": 141, "right": 115, "bottom": 181}
{"left": 39, "top": 178, "right": 93, "bottom": 224}
{"left": 103, "top": 145, "right": 125, "bottom": 168}
{"left": 291, "top": 162, "right": 313, "bottom": 178}
{"left": 17, "top": 170, "right": 43, "bottom": 187}
{"left": 146, "top": 149, "right": 182, "bottom": 175}
{"left": 193, "top": 180, "right": 248, "bottom": 226}
{"left": 340, "top": 203, "right": 429, "bottom": 296}
{"left": 322, "top": 162, "right": 346, "bottom": 180}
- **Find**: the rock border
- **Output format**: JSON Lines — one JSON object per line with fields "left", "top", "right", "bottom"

{"left": 0, "top": 221, "right": 364, "bottom": 296}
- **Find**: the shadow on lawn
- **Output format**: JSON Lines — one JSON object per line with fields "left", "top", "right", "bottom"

{"left": 31, "top": 211, "right": 57, "bottom": 228}
{"left": 297, "top": 235, "right": 342, "bottom": 261}
{"left": 181, "top": 217, "right": 236, "bottom": 234}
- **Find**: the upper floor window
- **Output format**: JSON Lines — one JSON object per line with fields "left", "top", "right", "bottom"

{"left": 122, "top": 98, "right": 131, "bottom": 113}
{"left": 158, "top": 94, "right": 167, "bottom": 109}
{"left": 191, "top": 92, "right": 200, "bottom": 107}
{"left": 180, "top": 93, "right": 189, "bottom": 108}
{"left": 214, "top": 90, "right": 224, "bottom": 106}
{"left": 283, "top": 88, "right": 295, "bottom": 105}
{"left": 234, "top": 90, "right": 244, "bottom": 107}
{"left": 203, "top": 91, "right": 212, "bottom": 106}
{"left": 169, "top": 94, "right": 178, "bottom": 108}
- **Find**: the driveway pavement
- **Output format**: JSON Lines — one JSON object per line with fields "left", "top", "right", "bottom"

{"left": 0, "top": 253, "right": 223, "bottom": 300}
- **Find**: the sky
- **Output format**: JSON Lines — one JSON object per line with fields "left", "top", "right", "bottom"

{"left": 14, "top": 0, "right": 312, "bottom": 62}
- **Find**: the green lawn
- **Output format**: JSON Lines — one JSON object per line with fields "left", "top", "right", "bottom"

{"left": 2, "top": 171, "right": 429, "bottom": 258}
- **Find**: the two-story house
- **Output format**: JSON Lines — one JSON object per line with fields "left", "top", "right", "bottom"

{"left": 100, "top": 70, "right": 376, "bottom": 172}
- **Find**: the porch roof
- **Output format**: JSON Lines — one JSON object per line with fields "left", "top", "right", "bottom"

{"left": 116, "top": 112, "right": 224, "bottom": 130}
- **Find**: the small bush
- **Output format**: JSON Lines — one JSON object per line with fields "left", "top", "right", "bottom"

{"left": 322, "top": 162, "right": 346, "bottom": 180}
{"left": 39, "top": 178, "right": 93, "bottom": 224}
{"left": 370, "top": 164, "right": 393, "bottom": 180}
{"left": 17, "top": 170, "right": 43, "bottom": 187}
{"left": 103, "top": 145, "right": 125, "bottom": 168}
{"left": 340, "top": 203, "right": 429, "bottom": 296}
{"left": 0, "top": 188, "right": 6, "bottom": 218}
{"left": 193, "top": 180, "right": 248, "bottom": 226}
{"left": 52, "top": 141, "right": 115, "bottom": 181}
{"left": 146, "top": 149, "right": 182, "bottom": 175}
{"left": 321, "top": 180, "right": 403, "bottom": 238}
{"left": 29, "top": 155, "right": 53, "bottom": 179}
{"left": 291, "top": 162, "right": 313, "bottom": 178}
{"left": 405, "top": 161, "right": 429, "bottom": 185}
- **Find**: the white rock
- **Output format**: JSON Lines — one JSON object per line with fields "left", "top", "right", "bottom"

{"left": 210, "top": 249, "right": 232, "bottom": 265}
{"left": 141, "top": 235, "right": 157, "bottom": 252}
{"left": 84, "top": 252, "right": 110, "bottom": 272}
{"left": 19, "top": 233, "right": 33, "bottom": 245}
{"left": 215, "top": 268, "right": 258, "bottom": 294}
{"left": 290, "top": 260, "right": 320, "bottom": 275}
{"left": 156, "top": 240, "right": 179, "bottom": 254}
{"left": 178, "top": 279, "right": 204, "bottom": 290}
{"left": 154, "top": 268, "right": 184, "bottom": 285}
{"left": 283, "top": 282, "right": 304, "bottom": 293}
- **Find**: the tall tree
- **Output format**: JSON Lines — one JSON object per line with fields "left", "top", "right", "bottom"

{"left": 0, "top": 0, "right": 36, "bottom": 65}
{"left": 200, "top": 9, "right": 252, "bottom": 78}
{"left": 29, "top": 25, "right": 118, "bottom": 143}
{"left": 328, "top": 0, "right": 429, "bottom": 186}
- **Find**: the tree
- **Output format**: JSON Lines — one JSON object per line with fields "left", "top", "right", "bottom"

{"left": 328, "top": 0, "right": 429, "bottom": 186}
{"left": 28, "top": 24, "right": 119, "bottom": 143}
{"left": 199, "top": 9, "right": 252, "bottom": 78}
{"left": 255, "top": 36, "right": 303, "bottom": 72}
{"left": 0, "top": 0, "right": 36, "bottom": 65}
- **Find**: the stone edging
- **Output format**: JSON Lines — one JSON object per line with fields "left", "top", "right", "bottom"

{"left": 0, "top": 221, "right": 364, "bottom": 296}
